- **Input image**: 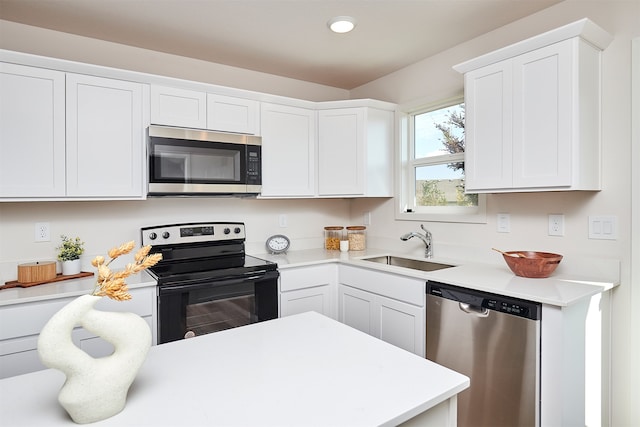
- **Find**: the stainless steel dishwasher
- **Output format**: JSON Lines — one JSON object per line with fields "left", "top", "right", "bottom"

{"left": 426, "top": 281, "right": 541, "bottom": 427}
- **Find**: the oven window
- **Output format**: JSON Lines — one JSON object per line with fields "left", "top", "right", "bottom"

{"left": 158, "top": 271, "right": 279, "bottom": 344}
{"left": 186, "top": 295, "right": 256, "bottom": 336}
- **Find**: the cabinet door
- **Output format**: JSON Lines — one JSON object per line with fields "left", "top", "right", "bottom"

{"left": 279, "top": 264, "right": 336, "bottom": 318}
{"left": 260, "top": 103, "right": 316, "bottom": 196}
{"left": 281, "top": 286, "right": 332, "bottom": 318}
{"left": 378, "top": 296, "right": 424, "bottom": 356}
{"left": 464, "top": 60, "right": 513, "bottom": 191}
{"left": 66, "top": 74, "right": 145, "bottom": 198}
{"left": 512, "top": 40, "right": 572, "bottom": 188}
{"left": 0, "top": 63, "right": 66, "bottom": 197}
{"left": 0, "top": 335, "right": 44, "bottom": 379}
{"left": 338, "top": 285, "right": 375, "bottom": 336}
{"left": 207, "top": 94, "right": 258, "bottom": 134}
{"left": 318, "top": 108, "right": 364, "bottom": 196}
{"left": 150, "top": 85, "right": 206, "bottom": 128}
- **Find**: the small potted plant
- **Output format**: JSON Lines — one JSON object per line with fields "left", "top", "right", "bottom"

{"left": 57, "top": 235, "right": 84, "bottom": 276}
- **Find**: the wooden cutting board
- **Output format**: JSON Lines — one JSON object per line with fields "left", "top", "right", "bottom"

{"left": 0, "top": 271, "right": 94, "bottom": 290}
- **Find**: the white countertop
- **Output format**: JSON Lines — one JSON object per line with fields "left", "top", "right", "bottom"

{"left": 0, "top": 271, "right": 156, "bottom": 307}
{"left": 0, "top": 247, "right": 618, "bottom": 308}
{"left": 258, "top": 248, "right": 619, "bottom": 307}
{"left": 0, "top": 311, "right": 469, "bottom": 426}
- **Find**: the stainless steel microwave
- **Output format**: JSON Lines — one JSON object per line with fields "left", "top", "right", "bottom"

{"left": 147, "top": 125, "right": 262, "bottom": 196}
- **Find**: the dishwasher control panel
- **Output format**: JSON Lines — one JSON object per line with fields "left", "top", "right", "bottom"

{"left": 427, "top": 281, "right": 540, "bottom": 321}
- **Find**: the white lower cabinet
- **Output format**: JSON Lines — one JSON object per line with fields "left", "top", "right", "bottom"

{"left": 338, "top": 265, "right": 425, "bottom": 357}
{"left": 0, "top": 286, "right": 156, "bottom": 379}
{"left": 281, "top": 286, "right": 333, "bottom": 318}
{"left": 279, "top": 263, "right": 425, "bottom": 356}
{"left": 279, "top": 264, "right": 336, "bottom": 319}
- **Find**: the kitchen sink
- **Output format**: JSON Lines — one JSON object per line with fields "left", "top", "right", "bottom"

{"left": 361, "top": 256, "right": 453, "bottom": 272}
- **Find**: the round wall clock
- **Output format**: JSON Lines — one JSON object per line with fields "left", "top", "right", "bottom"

{"left": 265, "top": 234, "right": 290, "bottom": 254}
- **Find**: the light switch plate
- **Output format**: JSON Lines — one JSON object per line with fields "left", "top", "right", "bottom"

{"left": 588, "top": 215, "right": 618, "bottom": 240}
{"left": 497, "top": 214, "right": 510, "bottom": 233}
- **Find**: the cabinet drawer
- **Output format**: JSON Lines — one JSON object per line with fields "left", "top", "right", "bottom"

{"left": 0, "top": 336, "right": 44, "bottom": 379}
{"left": 338, "top": 265, "right": 424, "bottom": 306}
{"left": 280, "top": 264, "right": 336, "bottom": 292}
{"left": 0, "top": 287, "right": 155, "bottom": 340}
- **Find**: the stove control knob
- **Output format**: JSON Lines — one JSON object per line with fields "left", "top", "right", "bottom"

{"left": 234, "top": 227, "right": 242, "bottom": 234}
{"left": 149, "top": 232, "right": 157, "bottom": 240}
{"left": 223, "top": 228, "right": 231, "bottom": 234}
{"left": 162, "top": 232, "right": 170, "bottom": 239}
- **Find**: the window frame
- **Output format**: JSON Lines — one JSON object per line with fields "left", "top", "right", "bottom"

{"left": 395, "top": 96, "right": 486, "bottom": 224}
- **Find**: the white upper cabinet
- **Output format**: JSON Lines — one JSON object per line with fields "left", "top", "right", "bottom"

{"left": 0, "top": 63, "right": 66, "bottom": 197}
{"left": 1, "top": 50, "right": 396, "bottom": 200}
{"left": 260, "top": 102, "right": 316, "bottom": 197}
{"left": 150, "top": 85, "right": 259, "bottom": 134}
{"left": 456, "top": 18, "right": 613, "bottom": 193}
{"left": 66, "top": 74, "right": 146, "bottom": 198}
{"left": 1, "top": 64, "right": 146, "bottom": 200}
{"left": 207, "top": 94, "right": 259, "bottom": 135}
{"left": 150, "top": 86, "right": 206, "bottom": 129}
{"left": 317, "top": 105, "right": 394, "bottom": 197}
{"left": 260, "top": 100, "right": 395, "bottom": 198}
{"left": 318, "top": 108, "right": 364, "bottom": 196}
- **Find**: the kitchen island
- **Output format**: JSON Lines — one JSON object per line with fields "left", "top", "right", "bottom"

{"left": 0, "top": 311, "right": 469, "bottom": 426}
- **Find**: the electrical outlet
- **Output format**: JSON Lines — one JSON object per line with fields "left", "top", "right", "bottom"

{"left": 35, "top": 222, "right": 50, "bottom": 242}
{"left": 278, "top": 214, "right": 288, "bottom": 228}
{"left": 548, "top": 214, "right": 564, "bottom": 236}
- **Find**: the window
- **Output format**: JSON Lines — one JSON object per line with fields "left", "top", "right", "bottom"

{"left": 397, "top": 97, "right": 486, "bottom": 223}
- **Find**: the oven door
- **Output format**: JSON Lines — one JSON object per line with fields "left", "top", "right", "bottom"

{"left": 158, "top": 270, "right": 278, "bottom": 344}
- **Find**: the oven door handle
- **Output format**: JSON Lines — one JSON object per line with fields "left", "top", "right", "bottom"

{"left": 159, "top": 269, "right": 278, "bottom": 293}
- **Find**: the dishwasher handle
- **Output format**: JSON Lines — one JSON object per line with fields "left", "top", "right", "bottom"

{"left": 427, "top": 280, "right": 541, "bottom": 321}
{"left": 459, "top": 302, "right": 489, "bottom": 317}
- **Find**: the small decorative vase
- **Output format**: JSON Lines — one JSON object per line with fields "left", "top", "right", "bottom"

{"left": 61, "top": 259, "right": 82, "bottom": 276}
{"left": 37, "top": 295, "right": 151, "bottom": 424}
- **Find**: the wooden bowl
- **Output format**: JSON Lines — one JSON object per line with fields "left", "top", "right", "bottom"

{"left": 502, "top": 251, "right": 563, "bottom": 278}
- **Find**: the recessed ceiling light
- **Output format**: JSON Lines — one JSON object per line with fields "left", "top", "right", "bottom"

{"left": 327, "top": 16, "right": 356, "bottom": 34}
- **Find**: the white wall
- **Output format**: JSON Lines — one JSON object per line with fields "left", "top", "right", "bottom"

{"left": 351, "top": 1, "right": 639, "bottom": 425}
{"left": 0, "top": 198, "right": 351, "bottom": 280}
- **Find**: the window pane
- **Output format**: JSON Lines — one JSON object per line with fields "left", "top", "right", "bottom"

{"left": 415, "top": 164, "right": 477, "bottom": 207}
{"left": 414, "top": 104, "right": 465, "bottom": 159}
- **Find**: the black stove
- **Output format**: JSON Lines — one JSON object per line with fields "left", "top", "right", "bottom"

{"left": 142, "top": 222, "right": 279, "bottom": 344}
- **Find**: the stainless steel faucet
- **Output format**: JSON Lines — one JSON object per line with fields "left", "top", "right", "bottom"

{"left": 400, "top": 224, "right": 433, "bottom": 258}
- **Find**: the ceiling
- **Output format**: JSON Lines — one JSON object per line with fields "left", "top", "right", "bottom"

{"left": 0, "top": 0, "right": 563, "bottom": 89}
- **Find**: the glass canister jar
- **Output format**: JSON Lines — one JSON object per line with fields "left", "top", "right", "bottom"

{"left": 324, "top": 226, "right": 344, "bottom": 250}
{"left": 346, "top": 226, "right": 366, "bottom": 251}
